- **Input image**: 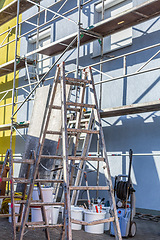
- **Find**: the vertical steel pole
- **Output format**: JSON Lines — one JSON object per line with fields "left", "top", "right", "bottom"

{"left": 76, "top": 0, "right": 82, "bottom": 103}
{"left": 10, "top": 0, "right": 20, "bottom": 149}
{"left": 97, "top": 0, "right": 105, "bottom": 199}
{"left": 99, "top": 0, "right": 104, "bottom": 109}
{"left": 36, "top": 1, "right": 40, "bottom": 75}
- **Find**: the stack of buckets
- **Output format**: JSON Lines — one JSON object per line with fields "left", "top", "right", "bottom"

{"left": 31, "top": 187, "right": 60, "bottom": 224}
{"left": 70, "top": 205, "right": 110, "bottom": 234}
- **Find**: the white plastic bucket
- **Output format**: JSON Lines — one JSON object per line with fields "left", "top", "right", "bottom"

{"left": 50, "top": 206, "right": 60, "bottom": 224}
{"left": 8, "top": 203, "right": 23, "bottom": 223}
{"left": 103, "top": 207, "right": 110, "bottom": 231}
{"left": 31, "top": 207, "right": 43, "bottom": 222}
{"left": 84, "top": 210, "right": 106, "bottom": 234}
{"left": 71, "top": 206, "right": 83, "bottom": 230}
{"left": 31, "top": 187, "right": 54, "bottom": 223}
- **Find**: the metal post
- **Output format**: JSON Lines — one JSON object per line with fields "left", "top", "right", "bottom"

{"left": 10, "top": 0, "right": 20, "bottom": 149}
{"left": 99, "top": 0, "right": 104, "bottom": 109}
{"left": 76, "top": 0, "right": 82, "bottom": 103}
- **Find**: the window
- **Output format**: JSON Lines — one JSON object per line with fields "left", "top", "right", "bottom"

{"left": 93, "top": 0, "right": 133, "bottom": 57}
{"left": 28, "top": 27, "right": 51, "bottom": 75}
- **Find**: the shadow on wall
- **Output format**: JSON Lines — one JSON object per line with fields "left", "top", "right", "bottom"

{"left": 101, "top": 114, "right": 160, "bottom": 210}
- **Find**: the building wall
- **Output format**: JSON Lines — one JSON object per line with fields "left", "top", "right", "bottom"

{"left": 0, "top": 0, "right": 22, "bottom": 158}
{"left": 16, "top": 0, "right": 160, "bottom": 211}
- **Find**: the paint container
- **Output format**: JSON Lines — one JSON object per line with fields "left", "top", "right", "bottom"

{"left": 31, "top": 187, "right": 53, "bottom": 223}
{"left": 49, "top": 206, "right": 60, "bottom": 224}
{"left": 103, "top": 207, "right": 110, "bottom": 231}
{"left": 84, "top": 210, "right": 106, "bottom": 234}
{"left": 8, "top": 203, "right": 23, "bottom": 223}
{"left": 71, "top": 206, "right": 83, "bottom": 230}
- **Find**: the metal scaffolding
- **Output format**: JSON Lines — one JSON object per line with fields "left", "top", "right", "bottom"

{"left": 0, "top": 0, "right": 160, "bottom": 154}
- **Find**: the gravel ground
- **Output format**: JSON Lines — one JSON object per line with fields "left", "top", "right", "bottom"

{"left": 0, "top": 217, "right": 160, "bottom": 240}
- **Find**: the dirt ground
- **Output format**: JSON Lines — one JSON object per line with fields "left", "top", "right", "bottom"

{"left": 0, "top": 217, "right": 160, "bottom": 240}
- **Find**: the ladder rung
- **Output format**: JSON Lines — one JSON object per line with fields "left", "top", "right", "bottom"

{"left": 71, "top": 217, "right": 114, "bottom": 226}
{"left": 46, "top": 131, "right": 62, "bottom": 135}
{"left": 67, "top": 128, "right": 99, "bottom": 134}
{"left": 16, "top": 221, "right": 45, "bottom": 227}
{"left": 41, "top": 155, "right": 62, "bottom": 159}
{"left": 68, "top": 156, "right": 105, "bottom": 161}
{"left": 30, "top": 202, "right": 64, "bottom": 207}
{"left": 0, "top": 195, "right": 23, "bottom": 199}
{"left": 51, "top": 105, "right": 80, "bottom": 112}
{"left": 70, "top": 186, "right": 109, "bottom": 190}
{"left": 0, "top": 213, "right": 20, "bottom": 218}
{"left": 13, "top": 159, "right": 35, "bottom": 164}
{"left": 66, "top": 102, "right": 96, "bottom": 109}
{"left": 65, "top": 77, "right": 91, "bottom": 84}
{"left": 15, "top": 200, "right": 42, "bottom": 204}
{"left": 26, "top": 224, "right": 63, "bottom": 229}
{"left": 2, "top": 178, "right": 63, "bottom": 184}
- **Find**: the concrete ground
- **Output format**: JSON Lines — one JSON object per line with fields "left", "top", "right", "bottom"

{"left": 0, "top": 217, "right": 160, "bottom": 240}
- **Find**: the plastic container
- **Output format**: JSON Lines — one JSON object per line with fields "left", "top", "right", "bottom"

{"left": 50, "top": 206, "right": 60, "bottom": 224}
{"left": 84, "top": 210, "right": 106, "bottom": 234}
{"left": 31, "top": 207, "right": 43, "bottom": 222}
{"left": 31, "top": 187, "right": 53, "bottom": 223}
{"left": 71, "top": 206, "right": 83, "bottom": 230}
{"left": 103, "top": 207, "right": 110, "bottom": 231}
{"left": 8, "top": 203, "right": 22, "bottom": 223}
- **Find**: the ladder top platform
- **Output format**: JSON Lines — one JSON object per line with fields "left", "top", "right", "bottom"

{"left": 100, "top": 100, "right": 160, "bottom": 118}
{"left": 0, "top": 57, "right": 35, "bottom": 77}
{"left": 0, "top": 0, "right": 42, "bottom": 26}
{"left": 26, "top": 0, "right": 160, "bottom": 57}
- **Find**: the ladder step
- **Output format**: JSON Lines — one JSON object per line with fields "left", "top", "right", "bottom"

{"left": 71, "top": 217, "right": 114, "bottom": 226}
{"left": 25, "top": 224, "right": 63, "bottom": 229}
{"left": 14, "top": 201, "right": 64, "bottom": 206}
{"left": 68, "top": 156, "right": 105, "bottom": 161}
{"left": 65, "top": 77, "right": 91, "bottom": 84}
{"left": 41, "top": 155, "right": 63, "bottom": 159}
{"left": 16, "top": 221, "right": 45, "bottom": 227}
{"left": 15, "top": 200, "right": 41, "bottom": 204}
{"left": 51, "top": 105, "right": 80, "bottom": 112}
{"left": 66, "top": 102, "right": 96, "bottom": 109}
{"left": 13, "top": 159, "right": 35, "bottom": 164}
{"left": 30, "top": 202, "right": 64, "bottom": 207}
{"left": 46, "top": 131, "right": 62, "bottom": 135}
{"left": 0, "top": 195, "right": 22, "bottom": 199}
{"left": 0, "top": 214, "right": 20, "bottom": 218}
{"left": 2, "top": 178, "right": 63, "bottom": 183}
{"left": 70, "top": 186, "right": 109, "bottom": 190}
{"left": 67, "top": 128, "right": 99, "bottom": 134}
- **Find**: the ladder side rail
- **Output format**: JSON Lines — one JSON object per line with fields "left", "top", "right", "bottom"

{"left": 74, "top": 117, "right": 95, "bottom": 206}
{"left": 87, "top": 67, "right": 122, "bottom": 240}
{"left": 69, "top": 83, "right": 87, "bottom": 185}
{"left": 9, "top": 149, "right": 16, "bottom": 240}
{"left": 18, "top": 66, "right": 61, "bottom": 240}
{"left": 51, "top": 113, "right": 73, "bottom": 196}
{"left": 34, "top": 61, "right": 40, "bottom": 83}
{"left": 71, "top": 110, "right": 95, "bottom": 205}
{"left": 60, "top": 62, "right": 72, "bottom": 240}
{"left": 17, "top": 151, "right": 33, "bottom": 229}
{"left": 53, "top": 115, "right": 73, "bottom": 202}
{"left": 0, "top": 149, "right": 10, "bottom": 180}
{"left": 36, "top": 172, "right": 50, "bottom": 239}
